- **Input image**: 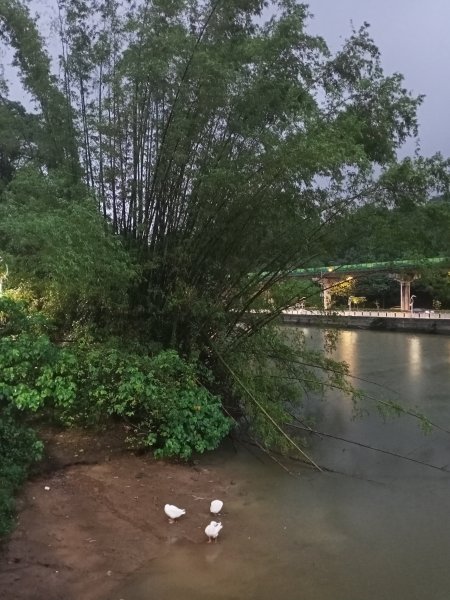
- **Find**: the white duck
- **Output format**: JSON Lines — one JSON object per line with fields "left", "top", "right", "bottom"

{"left": 210, "top": 499, "right": 223, "bottom": 515}
{"left": 164, "top": 504, "right": 186, "bottom": 523}
{"left": 205, "top": 520, "right": 223, "bottom": 543}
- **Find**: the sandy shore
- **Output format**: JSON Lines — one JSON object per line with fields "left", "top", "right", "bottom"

{"left": 0, "top": 426, "right": 236, "bottom": 600}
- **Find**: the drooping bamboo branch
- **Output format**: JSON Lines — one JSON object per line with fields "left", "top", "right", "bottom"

{"left": 287, "top": 423, "right": 450, "bottom": 474}
{"left": 213, "top": 344, "right": 323, "bottom": 472}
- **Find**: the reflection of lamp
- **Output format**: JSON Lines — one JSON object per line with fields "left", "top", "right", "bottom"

{"left": 408, "top": 336, "right": 421, "bottom": 379}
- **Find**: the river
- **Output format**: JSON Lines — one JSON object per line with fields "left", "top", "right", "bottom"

{"left": 113, "top": 329, "right": 450, "bottom": 600}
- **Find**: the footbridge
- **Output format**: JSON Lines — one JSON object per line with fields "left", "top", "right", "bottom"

{"left": 290, "top": 257, "right": 450, "bottom": 311}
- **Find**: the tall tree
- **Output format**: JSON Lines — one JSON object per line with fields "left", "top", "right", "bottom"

{"left": 51, "top": 0, "right": 423, "bottom": 351}
{"left": 0, "top": 1, "right": 432, "bottom": 453}
{"left": 0, "top": 94, "right": 39, "bottom": 190}
{"left": 0, "top": 0, "right": 80, "bottom": 178}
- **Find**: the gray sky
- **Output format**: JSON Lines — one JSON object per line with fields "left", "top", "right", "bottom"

{"left": 305, "top": 0, "right": 450, "bottom": 158}
{"left": 4, "top": 0, "right": 449, "bottom": 159}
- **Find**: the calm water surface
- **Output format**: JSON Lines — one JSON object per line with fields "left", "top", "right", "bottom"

{"left": 113, "top": 329, "right": 450, "bottom": 600}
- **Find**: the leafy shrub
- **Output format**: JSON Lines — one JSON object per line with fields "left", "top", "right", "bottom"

{"left": 0, "top": 297, "right": 76, "bottom": 413}
{"left": 0, "top": 168, "right": 136, "bottom": 326}
{"left": 0, "top": 297, "right": 231, "bottom": 461}
{"left": 65, "top": 346, "right": 232, "bottom": 459}
{"left": 124, "top": 350, "right": 232, "bottom": 459}
{"left": 0, "top": 400, "right": 43, "bottom": 537}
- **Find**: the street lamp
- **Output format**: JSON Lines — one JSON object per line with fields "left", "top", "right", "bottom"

{"left": 409, "top": 294, "right": 416, "bottom": 313}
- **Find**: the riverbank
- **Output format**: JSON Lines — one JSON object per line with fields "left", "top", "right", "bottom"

{"left": 282, "top": 309, "right": 450, "bottom": 334}
{"left": 0, "top": 426, "right": 238, "bottom": 600}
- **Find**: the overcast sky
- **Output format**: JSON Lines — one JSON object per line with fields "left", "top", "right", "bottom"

{"left": 4, "top": 0, "right": 449, "bottom": 159}
{"left": 305, "top": 0, "right": 450, "bottom": 158}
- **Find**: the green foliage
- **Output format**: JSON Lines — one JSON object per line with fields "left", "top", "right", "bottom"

{"left": 60, "top": 345, "right": 232, "bottom": 459}
{"left": 0, "top": 297, "right": 46, "bottom": 535}
{"left": 375, "top": 398, "right": 433, "bottom": 434}
{"left": 331, "top": 278, "right": 355, "bottom": 299}
{"left": 270, "top": 279, "right": 321, "bottom": 310}
{"left": 41, "top": 0, "right": 424, "bottom": 352}
{"left": 322, "top": 155, "right": 450, "bottom": 267}
{"left": 319, "top": 155, "right": 450, "bottom": 307}
{"left": 223, "top": 326, "right": 358, "bottom": 454}
{"left": 0, "top": 400, "right": 43, "bottom": 538}
{"left": 0, "top": 295, "right": 47, "bottom": 335}
{"left": 143, "top": 351, "right": 232, "bottom": 459}
{"left": 0, "top": 0, "right": 80, "bottom": 176}
{"left": 0, "top": 168, "right": 136, "bottom": 325}
{"left": 0, "top": 297, "right": 231, "bottom": 460}
{"left": 0, "top": 297, "right": 76, "bottom": 413}
{"left": 0, "top": 96, "right": 40, "bottom": 192}
{"left": 376, "top": 155, "right": 450, "bottom": 210}
{"left": 351, "top": 274, "right": 397, "bottom": 308}
{"left": 0, "top": 0, "right": 441, "bottom": 459}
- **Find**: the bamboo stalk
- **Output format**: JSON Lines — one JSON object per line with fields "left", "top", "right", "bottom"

{"left": 287, "top": 423, "right": 450, "bottom": 473}
{"left": 212, "top": 345, "right": 323, "bottom": 472}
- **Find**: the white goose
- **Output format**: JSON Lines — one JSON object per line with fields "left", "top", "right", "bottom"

{"left": 205, "top": 520, "right": 223, "bottom": 543}
{"left": 210, "top": 499, "right": 223, "bottom": 515}
{"left": 164, "top": 504, "right": 186, "bottom": 523}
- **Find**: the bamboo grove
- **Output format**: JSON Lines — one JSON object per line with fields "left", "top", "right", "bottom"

{"left": 1, "top": 0, "right": 446, "bottom": 461}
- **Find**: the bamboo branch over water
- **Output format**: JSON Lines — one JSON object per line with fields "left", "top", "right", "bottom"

{"left": 212, "top": 345, "right": 323, "bottom": 472}
{"left": 287, "top": 423, "right": 450, "bottom": 474}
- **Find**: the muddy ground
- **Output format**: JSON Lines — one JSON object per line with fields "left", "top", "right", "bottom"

{"left": 0, "top": 427, "right": 238, "bottom": 600}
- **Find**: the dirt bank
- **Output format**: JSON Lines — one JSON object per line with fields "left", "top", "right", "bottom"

{"left": 0, "top": 427, "right": 236, "bottom": 600}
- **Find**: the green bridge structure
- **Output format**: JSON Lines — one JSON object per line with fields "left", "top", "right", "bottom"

{"left": 289, "top": 257, "right": 450, "bottom": 311}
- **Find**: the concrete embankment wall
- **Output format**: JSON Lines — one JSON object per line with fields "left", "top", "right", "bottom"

{"left": 281, "top": 313, "right": 450, "bottom": 334}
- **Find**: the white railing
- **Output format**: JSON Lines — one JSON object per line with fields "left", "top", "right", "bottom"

{"left": 283, "top": 308, "right": 449, "bottom": 320}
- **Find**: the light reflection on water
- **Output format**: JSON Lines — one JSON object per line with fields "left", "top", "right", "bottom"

{"left": 407, "top": 335, "right": 422, "bottom": 380}
{"left": 112, "top": 329, "right": 450, "bottom": 600}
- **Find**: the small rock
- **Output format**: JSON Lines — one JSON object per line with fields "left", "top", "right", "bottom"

{"left": 44, "top": 486, "right": 50, "bottom": 491}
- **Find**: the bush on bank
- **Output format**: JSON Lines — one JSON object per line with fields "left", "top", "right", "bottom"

{"left": 0, "top": 296, "right": 232, "bottom": 536}
{"left": 0, "top": 296, "right": 231, "bottom": 457}
{"left": 0, "top": 402, "right": 43, "bottom": 536}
